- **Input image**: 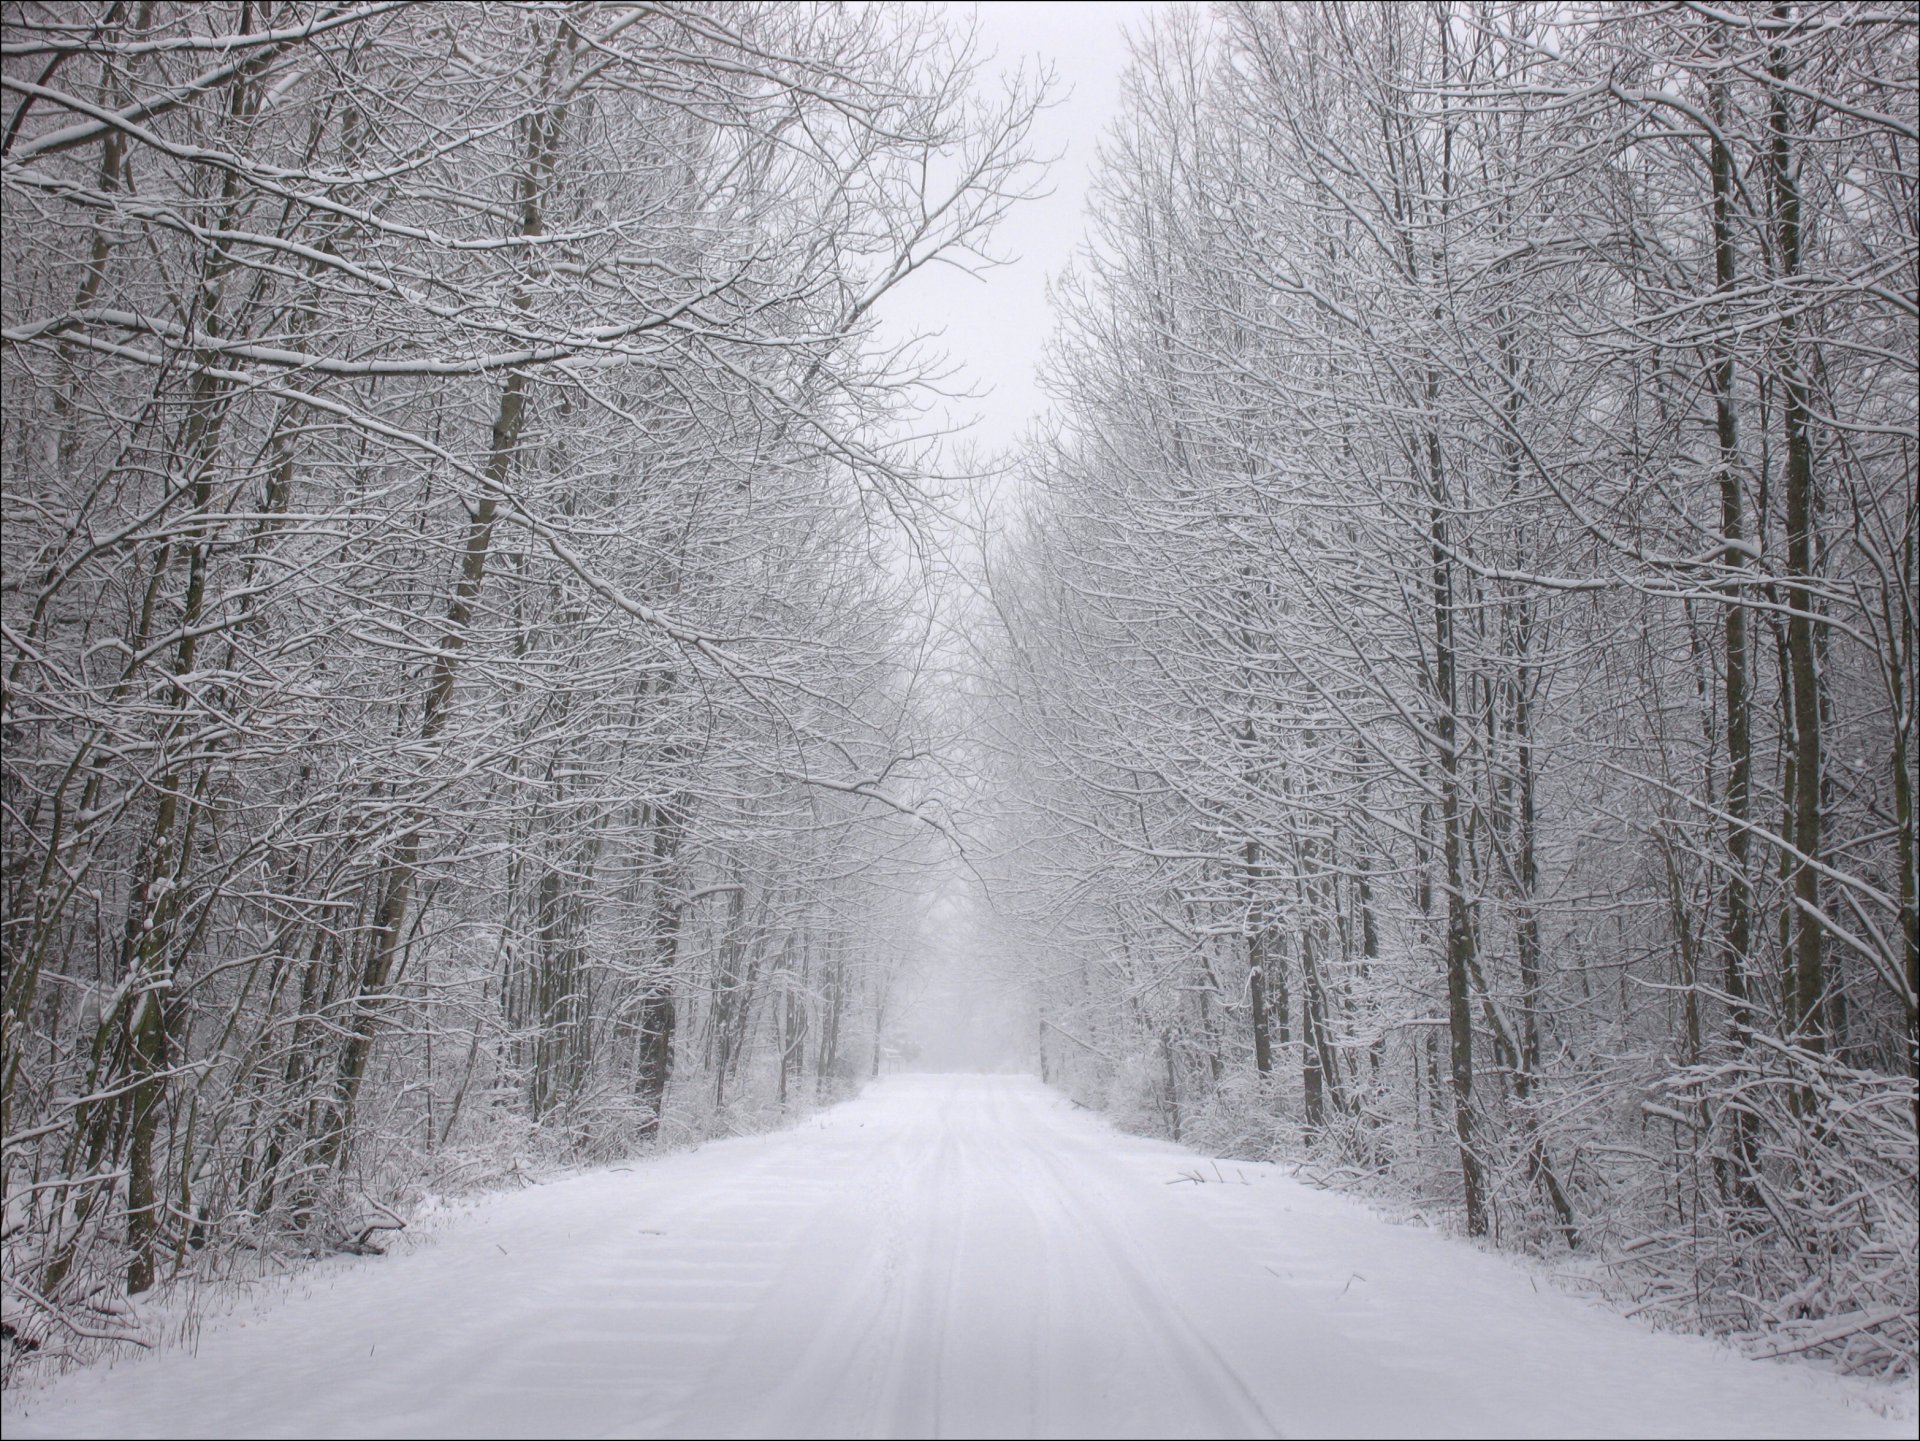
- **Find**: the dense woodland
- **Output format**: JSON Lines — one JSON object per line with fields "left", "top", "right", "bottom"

{"left": 1, "top": 0, "right": 1915, "bottom": 1387}
{"left": 1, "top": 0, "right": 1038, "bottom": 1363}
{"left": 976, "top": 0, "right": 1916, "bottom": 1376}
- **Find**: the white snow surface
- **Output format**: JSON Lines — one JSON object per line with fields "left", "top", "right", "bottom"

{"left": 5, "top": 1074, "right": 1910, "bottom": 1440}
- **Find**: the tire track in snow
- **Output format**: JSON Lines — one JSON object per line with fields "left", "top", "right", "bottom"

{"left": 879, "top": 1089, "right": 964, "bottom": 1437}
{"left": 1009, "top": 1097, "right": 1285, "bottom": 1439}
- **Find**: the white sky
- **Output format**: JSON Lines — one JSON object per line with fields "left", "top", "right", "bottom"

{"left": 873, "top": 1, "right": 1160, "bottom": 456}
{"left": 884, "top": 6, "right": 1161, "bottom": 1066}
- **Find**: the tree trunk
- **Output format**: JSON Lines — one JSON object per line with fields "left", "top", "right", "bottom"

{"left": 1768, "top": 32, "right": 1826, "bottom": 1053}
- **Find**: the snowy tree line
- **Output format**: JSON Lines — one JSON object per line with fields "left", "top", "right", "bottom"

{"left": 0, "top": 0, "right": 1036, "bottom": 1358}
{"left": 976, "top": 1, "right": 1915, "bottom": 1372}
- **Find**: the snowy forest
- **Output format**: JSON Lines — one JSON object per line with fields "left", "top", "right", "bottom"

{"left": 2, "top": 0, "right": 1916, "bottom": 1406}
{"left": 974, "top": 0, "right": 1918, "bottom": 1375}
{"left": 0, "top": 0, "right": 1042, "bottom": 1359}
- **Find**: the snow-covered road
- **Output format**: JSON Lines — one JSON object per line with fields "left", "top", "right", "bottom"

{"left": 4, "top": 1075, "right": 1907, "bottom": 1440}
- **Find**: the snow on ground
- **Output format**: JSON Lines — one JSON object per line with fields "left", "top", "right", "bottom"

{"left": 4, "top": 1074, "right": 1911, "bottom": 1440}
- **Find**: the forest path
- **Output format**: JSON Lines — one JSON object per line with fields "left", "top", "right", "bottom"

{"left": 4, "top": 1074, "right": 1905, "bottom": 1440}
